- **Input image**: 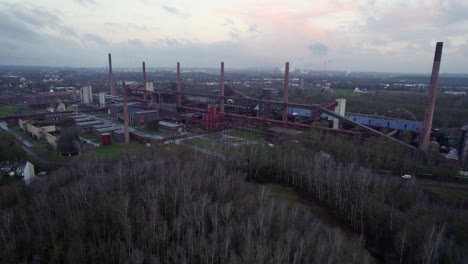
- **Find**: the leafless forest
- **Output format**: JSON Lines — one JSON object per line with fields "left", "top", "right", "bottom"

{"left": 243, "top": 143, "right": 467, "bottom": 263}
{"left": 0, "top": 141, "right": 467, "bottom": 263}
{"left": 0, "top": 150, "right": 373, "bottom": 263}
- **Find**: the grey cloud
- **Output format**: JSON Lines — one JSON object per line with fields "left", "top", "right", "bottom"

{"left": 161, "top": 5, "right": 189, "bottom": 19}
{"left": 10, "top": 7, "right": 58, "bottom": 27}
{"left": 439, "top": 0, "right": 468, "bottom": 24}
{"left": 127, "top": 39, "right": 144, "bottom": 47}
{"left": 128, "top": 23, "right": 148, "bottom": 31}
{"left": 308, "top": 42, "right": 328, "bottom": 57}
{"left": 371, "top": 39, "right": 387, "bottom": 46}
{"left": 161, "top": 5, "right": 180, "bottom": 15}
{"left": 229, "top": 32, "right": 241, "bottom": 40}
{"left": 223, "top": 18, "right": 234, "bottom": 27}
{"left": 104, "top": 22, "right": 120, "bottom": 28}
{"left": 84, "top": 33, "right": 108, "bottom": 45}
{"left": 103, "top": 22, "right": 148, "bottom": 32}
{"left": 0, "top": 10, "right": 42, "bottom": 43}
{"left": 73, "top": 0, "right": 97, "bottom": 6}
{"left": 4, "top": 4, "right": 78, "bottom": 39}
{"left": 461, "top": 39, "right": 468, "bottom": 57}
{"left": 1, "top": 42, "right": 19, "bottom": 51}
{"left": 249, "top": 24, "right": 259, "bottom": 33}
{"left": 59, "top": 26, "right": 79, "bottom": 38}
{"left": 158, "top": 38, "right": 183, "bottom": 47}
{"left": 221, "top": 18, "right": 242, "bottom": 39}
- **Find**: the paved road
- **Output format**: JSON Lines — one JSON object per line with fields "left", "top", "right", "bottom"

{"left": 0, "top": 122, "right": 43, "bottom": 162}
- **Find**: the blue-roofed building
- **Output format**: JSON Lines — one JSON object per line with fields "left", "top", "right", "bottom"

{"left": 346, "top": 113, "right": 424, "bottom": 133}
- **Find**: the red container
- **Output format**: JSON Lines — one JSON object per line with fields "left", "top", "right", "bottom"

{"left": 101, "top": 133, "right": 112, "bottom": 146}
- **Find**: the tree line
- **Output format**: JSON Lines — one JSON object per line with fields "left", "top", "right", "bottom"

{"left": 0, "top": 150, "right": 372, "bottom": 263}
{"left": 240, "top": 143, "right": 468, "bottom": 263}
{"left": 289, "top": 90, "right": 468, "bottom": 131}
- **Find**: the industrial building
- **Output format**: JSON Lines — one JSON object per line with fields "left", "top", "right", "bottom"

{"left": 19, "top": 118, "right": 56, "bottom": 140}
{"left": 159, "top": 121, "right": 185, "bottom": 132}
{"left": 117, "top": 107, "right": 159, "bottom": 127}
{"left": 80, "top": 86, "right": 93, "bottom": 104}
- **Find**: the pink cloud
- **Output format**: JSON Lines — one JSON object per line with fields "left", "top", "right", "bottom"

{"left": 215, "top": 1, "right": 356, "bottom": 47}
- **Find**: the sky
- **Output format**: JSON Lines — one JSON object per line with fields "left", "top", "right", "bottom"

{"left": 0, "top": 0, "right": 467, "bottom": 73}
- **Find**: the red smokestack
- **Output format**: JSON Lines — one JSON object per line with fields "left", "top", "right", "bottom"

{"left": 108, "top": 53, "right": 114, "bottom": 96}
{"left": 176, "top": 62, "right": 181, "bottom": 110}
{"left": 123, "top": 82, "right": 130, "bottom": 144}
{"left": 220, "top": 62, "right": 225, "bottom": 113}
{"left": 282, "top": 62, "right": 290, "bottom": 122}
{"left": 420, "top": 42, "right": 443, "bottom": 152}
{"left": 142, "top": 61, "right": 147, "bottom": 101}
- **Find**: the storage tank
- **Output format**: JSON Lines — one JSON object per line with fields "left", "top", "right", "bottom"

{"left": 101, "top": 133, "right": 112, "bottom": 146}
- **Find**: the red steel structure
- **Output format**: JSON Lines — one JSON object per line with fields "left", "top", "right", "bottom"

{"left": 108, "top": 53, "right": 114, "bottom": 96}
{"left": 220, "top": 62, "right": 225, "bottom": 113}
{"left": 123, "top": 82, "right": 130, "bottom": 144}
{"left": 177, "top": 62, "right": 182, "bottom": 110}
{"left": 420, "top": 42, "right": 443, "bottom": 152}
{"left": 119, "top": 56, "right": 421, "bottom": 150}
{"left": 142, "top": 61, "right": 147, "bottom": 101}
{"left": 282, "top": 62, "right": 289, "bottom": 123}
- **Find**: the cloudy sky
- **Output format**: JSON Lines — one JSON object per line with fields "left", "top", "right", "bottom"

{"left": 1, "top": 0, "right": 467, "bottom": 73}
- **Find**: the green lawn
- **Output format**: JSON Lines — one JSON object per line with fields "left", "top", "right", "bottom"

{"left": 91, "top": 142, "right": 151, "bottom": 159}
{"left": 331, "top": 88, "right": 362, "bottom": 97}
{"left": 32, "top": 141, "right": 72, "bottom": 163}
{"left": 424, "top": 186, "right": 468, "bottom": 203}
{"left": 224, "top": 130, "right": 263, "bottom": 141}
{"left": 163, "top": 143, "right": 192, "bottom": 153}
{"left": 204, "top": 133, "right": 222, "bottom": 140}
{"left": 8, "top": 125, "right": 22, "bottom": 134}
{"left": 152, "top": 131, "right": 175, "bottom": 138}
{"left": 381, "top": 90, "right": 425, "bottom": 95}
{"left": 0, "top": 105, "right": 18, "bottom": 117}
{"left": 0, "top": 105, "right": 31, "bottom": 117}
{"left": 184, "top": 138, "right": 214, "bottom": 149}
{"left": 81, "top": 133, "right": 101, "bottom": 143}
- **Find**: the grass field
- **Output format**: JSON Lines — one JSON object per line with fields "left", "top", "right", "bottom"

{"left": 331, "top": 88, "right": 362, "bottom": 97}
{"left": 91, "top": 142, "right": 151, "bottom": 159}
{"left": 204, "top": 133, "right": 222, "bottom": 140}
{"left": 0, "top": 105, "right": 17, "bottom": 117}
{"left": 184, "top": 138, "right": 215, "bottom": 149}
{"left": 424, "top": 186, "right": 468, "bottom": 203}
{"left": 380, "top": 90, "right": 425, "bottom": 95}
{"left": 80, "top": 133, "right": 101, "bottom": 143}
{"left": 32, "top": 141, "right": 72, "bottom": 163}
{"left": 0, "top": 105, "right": 31, "bottom": 117}
{"left": 224, "top": 130, "right": 263, "bottom": 141}
{"left": 8, "top": 125, "right": 22, "bottom": 134}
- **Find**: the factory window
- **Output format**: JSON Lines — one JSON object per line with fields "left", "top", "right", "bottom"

{"left": 387, "top": 122, "right": 390, "bottom": 128}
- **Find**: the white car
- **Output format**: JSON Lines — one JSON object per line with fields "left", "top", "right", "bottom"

{"left": 401, "top": 174, "right": 412, "bottom": 179}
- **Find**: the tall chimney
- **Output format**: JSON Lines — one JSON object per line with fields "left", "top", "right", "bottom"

{"left": 282, "top": 62, "right": 290, "bottom": 123}
{"left": 176, "top": 62, "right": 182, "bottom": 110}
{"left": 420, "top": 42, "right": 443, "bottom": 152}
{"left": 220, "top": 62, "right": 225, "bottom": 113}
{"left": 123, "top": 82, "right": 130, "bottom": 144}
{"left": 108, "top": 53, "right": 114, "bottom": 96}
{"left": 142, "top": 61, "right": 147, "bottom": 101}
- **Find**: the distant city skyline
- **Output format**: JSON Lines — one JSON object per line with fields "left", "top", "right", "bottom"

{"left": 1, "top": 0, "right": 467, "bottom": 73}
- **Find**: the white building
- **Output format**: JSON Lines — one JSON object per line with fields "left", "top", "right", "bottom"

{"left": 15, "top": 161, "right": 36, "bottom": 184}
{"left": 80, "top": 86, "right": 93, "bottom": 104}
{"left": 99, "top": 92, "right": 106, "bottom": 108}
